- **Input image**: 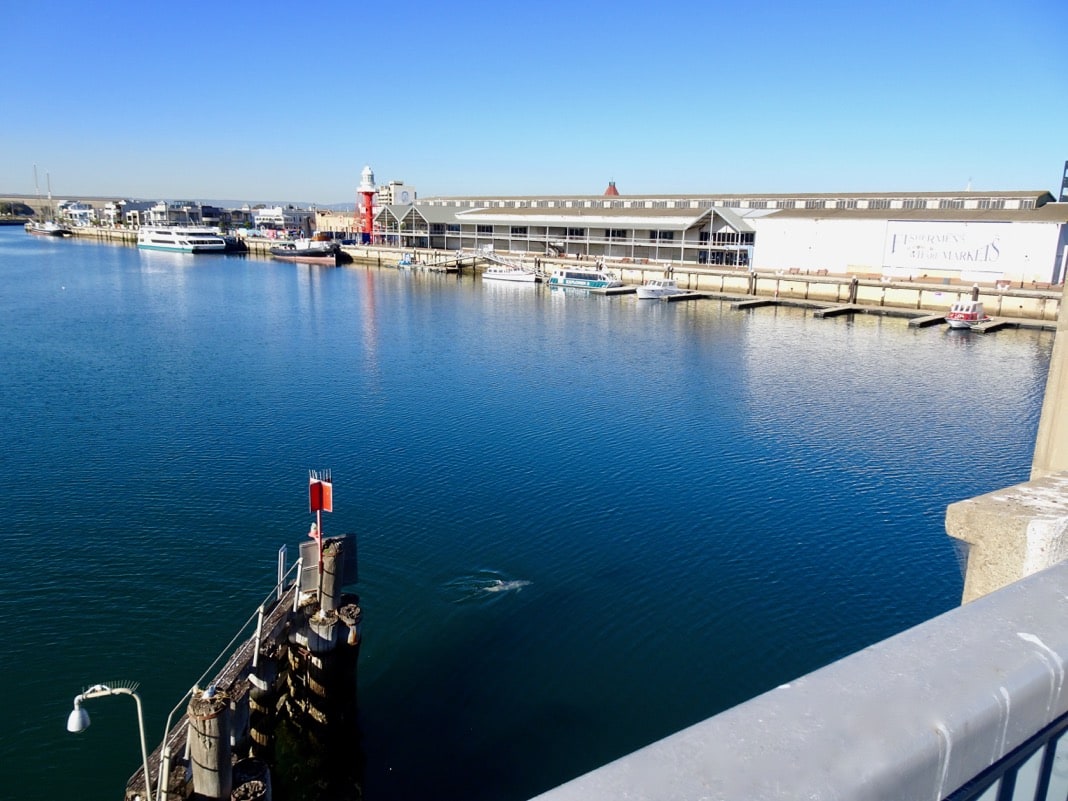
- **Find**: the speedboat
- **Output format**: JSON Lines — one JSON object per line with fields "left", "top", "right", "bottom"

{"left": 636, "top": 278, "right": 682, "bottom": 299}
{"left": 482, "top": 264, "right": 537, "bottom": 283}
{"left": 945, "top": 299, "right": 992, "bottom": 329}
{"left": 397, "top": 254, "right": 414, "bottom": 269}
{"left": 547, "top": 265, "right": 622, "bottom": 289}
{"left": 137, "top": 226, "right": 227, "bottom": 253}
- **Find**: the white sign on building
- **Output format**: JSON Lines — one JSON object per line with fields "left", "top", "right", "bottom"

{"left": 882, "top": 221, "right": 1024, "bottom": 281}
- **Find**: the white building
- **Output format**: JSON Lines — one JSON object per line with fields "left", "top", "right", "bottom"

{"left": 56, "top": 200, "right": 97, "bottom": 227}
{"left": 389, "top": 189, "right": 1068, "bottom": 285}
{"left": 252, "top": 206, "right": 314, "bottom": 235}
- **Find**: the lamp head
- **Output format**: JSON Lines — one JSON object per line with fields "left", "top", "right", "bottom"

{"left": 66, "top": 704, "right": 90, "bottom": 733}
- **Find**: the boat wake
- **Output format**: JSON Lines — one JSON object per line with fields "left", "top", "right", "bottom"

{"left": 442, "top": 571, "right": 532, "bottom": 604}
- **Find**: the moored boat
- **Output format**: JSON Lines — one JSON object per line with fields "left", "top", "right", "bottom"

{"left": 270, "top": 237, "right": 348, "bottom": 265}
{"left": 636, "top": 277, "right": 682, "bottom": 299}
{"left": 482, "top": 263, "right": 537, "bottom": 283}
{"left": 137, "top": 226, "right": 228, "bottom": 253}
{"left": 547, "top": 265, "right": 622, "bottom": 289}
{"left": 945, "top": 299, "right": 992, "bottom": 329}
{"left": 25, "top": 220, "right": 73, "bottom": 237}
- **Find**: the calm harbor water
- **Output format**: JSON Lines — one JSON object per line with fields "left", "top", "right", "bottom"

{"left": 0, "top": 227, "right": 1054, "bottom": 801}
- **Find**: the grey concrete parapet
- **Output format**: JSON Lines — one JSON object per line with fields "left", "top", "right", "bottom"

{"left": 531, "top": 559, "right": 1068, "bottom": 801}
{"left": 946, "top": 471, "right": 1068, "bottom": 603}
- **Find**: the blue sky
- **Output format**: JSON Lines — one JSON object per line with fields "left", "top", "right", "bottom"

{"left": 2, "top": 0, "right": 1066, "bottom": 204}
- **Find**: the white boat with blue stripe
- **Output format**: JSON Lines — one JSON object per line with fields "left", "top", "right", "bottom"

{"left": 547, "top": 265, "right": 622, "bottom": 289}
{"left": 137, "top": 226, "right": 228, "bottom": 253}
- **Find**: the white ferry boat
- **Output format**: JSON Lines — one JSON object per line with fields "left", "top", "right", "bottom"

{"left": 547, "top": 266, "right": 622, "bottom": 289}
{"left": 137, "top": 226, "right": 228, "bottom": 253}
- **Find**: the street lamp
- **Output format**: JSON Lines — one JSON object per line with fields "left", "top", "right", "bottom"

{"left": 67, "top": 681, "right": 154, "bottom": 801}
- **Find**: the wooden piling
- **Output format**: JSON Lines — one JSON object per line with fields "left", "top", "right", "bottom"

{"left": 187, "top": 688, "right": 232, "bottom": 800}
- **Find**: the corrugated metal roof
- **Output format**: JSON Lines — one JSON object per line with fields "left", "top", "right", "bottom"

{"left": 764, "top": 204, "right": 1068, "bottom": 223}
{"left": 425, "top": 190, "right": 1056, "bottom": 203}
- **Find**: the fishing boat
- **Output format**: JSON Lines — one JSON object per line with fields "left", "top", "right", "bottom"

{"left": 636, "top": 278, "right": 682, "bottom": 299}
{"left": 945, "top": 299, "right": 992, "bottom": 329}
{"left": 547, "top": 265, "right": 622, "bottom": 289}
{"left": 25, "top": 220, "right": 72, "bottom": 237}
{"left": 137, "top": 226, "right": 228, "bottom": 253}
{"left": 270, "top": 237, "right": 348, "bottom": 266}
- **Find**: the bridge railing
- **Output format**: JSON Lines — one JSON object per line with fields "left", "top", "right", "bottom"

{"left": 531, "top": 556, "right": 1068, "bottom": 801}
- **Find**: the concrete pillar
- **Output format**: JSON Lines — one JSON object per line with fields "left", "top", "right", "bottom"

{"left": 187, "top": 688, "right": 232, "bottom": 800}
{"left": 1031, "top": 301, "right": 1068, "bottom": 480}
{"left": 946, "top": 472, "right": 1068, "bottom": 603}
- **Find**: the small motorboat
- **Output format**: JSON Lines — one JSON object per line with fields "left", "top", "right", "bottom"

{"left": 482, "top": 264, "right": 537, "bottom": 283}
{"left": 636, "top": 278, "right": 683, "bottom": 299}
{"left": 945, "top": 299, "right": 992, "bottom": 329}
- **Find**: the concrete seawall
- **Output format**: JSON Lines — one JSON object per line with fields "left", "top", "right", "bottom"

{"left": 63, "top": 228, "right": 1061, "bottom": 322}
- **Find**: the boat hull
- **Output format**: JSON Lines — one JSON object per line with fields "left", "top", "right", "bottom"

{"left": 270, "top": 251, "right": 339, "bottom": 266}
{"left": 483, "top": 270, "right": 537, "bottom": 283}
{"left": 945, "top": 317, "right": 990, "bottom": 330}
{"left": 138, "top": 244, "right": 225, "bottom": 253}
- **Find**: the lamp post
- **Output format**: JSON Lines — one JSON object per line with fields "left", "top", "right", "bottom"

{"left": 67, "top": 681, "right": 154, "bottom": 801}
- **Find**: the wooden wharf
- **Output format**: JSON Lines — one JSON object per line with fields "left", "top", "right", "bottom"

{"left": 125, "top": 581, "right": 297, "bottom": 801}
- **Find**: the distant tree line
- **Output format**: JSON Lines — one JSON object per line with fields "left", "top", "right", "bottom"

{"left": 0, "top": 201, "right": 34, "bottom": 217}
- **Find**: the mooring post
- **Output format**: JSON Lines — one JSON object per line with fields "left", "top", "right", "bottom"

{"left": 319, "top": 538, "right": 343, "bottom": 613}
{"left": 187, "top": 687, "right": 232, "bottom": 800}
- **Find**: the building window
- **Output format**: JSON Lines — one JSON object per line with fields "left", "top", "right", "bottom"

{"left": 510, "top": 226, "right": 528, "bottom": 236}
{"left": 606, "top": 229, "right": 627, "bottom": 239}
{"left": 566, "top": 228, "right": 585, "bottom": 237}
{"left": 869, "top": 199, "right": 891, "bottom": 209}
{"left": 649, "top": 230, "right": 674, "bottom": 241}
{"left": 939, "top": 199, "right": 964, "bottom": 209}
{"left": 805, "top": 200, "right": 826, "bottom": 209}
{"left": 447, "top": 224, "right": 460, "bottom": 233}
{"left": 477, "top": 225, "right": 492, "bottom": 235}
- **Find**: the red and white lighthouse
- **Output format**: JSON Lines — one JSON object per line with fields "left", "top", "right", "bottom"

{"left": 356, "top": 165, "right": 376, "bottom": 244}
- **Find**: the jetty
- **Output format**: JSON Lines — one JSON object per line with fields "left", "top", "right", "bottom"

{"left": 120, "top": 473, "right": 361, "bottom": 801}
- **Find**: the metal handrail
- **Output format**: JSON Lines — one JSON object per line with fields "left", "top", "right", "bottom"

{"left": 154, "top": 550, "right": 303, "bottom": 801}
